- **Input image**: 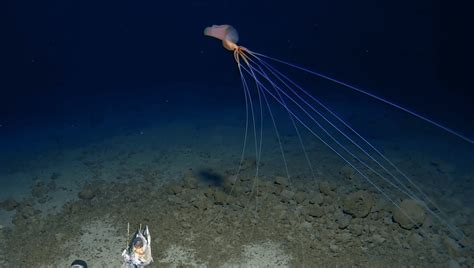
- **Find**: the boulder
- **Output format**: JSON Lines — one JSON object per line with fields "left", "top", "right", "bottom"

{"left": 393, "top": 199, "right": 426, "bottom": 229}
{"left": 308, "top": 205, "right": 325, "bottom": 218}
{"left": 343, "top": 191, "right": 374, "bottom": 218}
{"left": 294, "top": 191, "right": 307, "bottom": 204}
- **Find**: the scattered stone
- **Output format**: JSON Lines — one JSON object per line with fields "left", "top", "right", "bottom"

{"left": 168, "top": 184, "right": 183, "bottom": 195}
{"left": 47, "top": 180, "right": 57, "bottom": 191}
{"left": 0, "top": 198, "right": 19, "bottom": 211}
{"left": 37, "top": 196, "right": 48, "bottom": 204}
{"left": 54, "top": 232, "right": 65, "bottom": 242}
{"left": 50, "top": 172, "right": 60, "bottom": 180}
{"left": 408, "top": 232, "right": 423, "bottom": 247}
{"left": 343, "top": 191, "right": 374, "bottom": 218}
{"left": 349, "top": 224, "right": 363, "bottom": 236}
{"left": 213, "top": 191, "right": 227, "bottom": 205}
{"left": 78, "top": 185, "right": 96, "bottom": 200}
{"left": 240, "top": 158, "right": 256, "bottom": 170}
{"left": 383, "top": 216, "right": 393, "bottom": 225}
{"left": 294, "top": 191, "right": 306, "bottom": 204}
{"left": 69, "top": 202, "right": 82, "bottom": 214}
{"left": 183, "top": 172, "right": 199, "bottom": 189}
{"left": 372, "top": 199, "right": 388, "bottom": 213}
{"left": 280, "top": 189, "right": 295, "bottom": 202}
{"left": 340, "top": 165, "right": 356, "bottom": 180}
{"left": 372, "top": 234, "right": 386, "bottom": 244}
{"left": 319, "top": 181, "right": 333, "bottom": 196}
{"left": 222, "top": 176, "right": 236, "bottom": 192}
{"left": 168, "top": 196, "right": 186, "bottom": 207}
{"left": 31, "top": 180, "right": 47, "bottom": 198}
{"left": 274, "top": 176, "right": 288, "bottom": 186}
{"left": 393, "top": 199, "right": 426, "bottom": 229}
{"left": 308, "top": 192, "right": 324, "bottom": 205}
{"left": 308, "top": 205, "right": 325, "bottom": 218}
{"left": 335, "top": 213, "right": 352, "bottom": 229}
{"left": 443, "top": 237, "right": 463, "bottom": 258}
{"left": 338, "top": 232, "right": 352, "bottom": 242}
{"left": 193, "top": 197, "right": 211, "bottom": 210}
{"left": 301, "top": 221, "right": 312, "bottom": 229}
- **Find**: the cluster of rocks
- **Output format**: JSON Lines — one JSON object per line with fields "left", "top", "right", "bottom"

{"left": 160, "top": 165, "right": 472, "bottom": 266}
{"left": 0, "top": 162, "right": 471, "bottom": 267}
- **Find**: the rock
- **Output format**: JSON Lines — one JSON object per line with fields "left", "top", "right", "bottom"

{"left": 343, "top": 191, "right": 373, "bottom": 218}
{"left": 213, "top": 191, "right": 227, "bottom": 205}
{"left": 38, "top": 196, "right": 48, "bottom": 204}
{"left": 340, "top": 165, "right": 356, "bottom": 180}
{"left": 338, "top": 232, "right": 352, "bottom": 242}
{"left": 319, "top": 181, "right": 333, "bottom": 196}
{"left": 308, "top": 205, "right": 325, "bottom": 218}
{"left": 294, "top": 191, "right": 306, "bottom": 204}
{"left": 393, "top": 199, "right": 426, "bottom": 229}
{"left": 329, "top": 243, "right": 339, "bottom": 253}
{"left": 54, "top": 232, "right": 65, "bottom": 242}
{"left": 222, "top": 176, "right": 235, "bottom": 193}
{"left": 274, "top": 176, "right": 288, "bottom": 186}
{"left": 408, "top": 232, "right": 423, "bottom": 247}
{"left": 32, "top": 180, "right": 47, "bottom": 198}
{"left": 168, "top": 184, "right": 183, "bottom": 195}
{"left": 383, "top": 216, "right": 393, "bottom": 225}
{"left": 50, "top": 172, "right": 60, "bottom": 180}
{"left": 372, "top": 234, "right": 386, "bottom": 244}
{"left": 193, "top": 197, "right": 211, "bottom": 210}
{"left": 0, "top": 198, "right": 19, "bottom": 211}
{"left": 47, "top": 180, "right": 57, "bottom": 191}
{"left": 372, "top": 199, "right": 388, "bottom": 213}
{"left": 78, "top": 185, "right": 96, "bottom": 200}
{"left": 240, "top": 158, "right": 256, "bottom": 170}
{"left": 308, "top": 192, "right": 324, "bottom": 205}
{"left": 301, "top": 221, "right": 312, "bottom": 229}
{"left": 443, "top": 237, "right": 463, "bottom": 258}
{"left": 335, "top": 213, "right": 352, "bottom": 229}
{"left": 168, "top": 196, "right": 186, "bottom": 207}
{"left": 280, "top": 189, "right": 295, "bottom": 202}
{"left": 349, "top": 224, "right": 363, "bottom": 236}
{"left": 183, "top": 170, "right": 199, "bottom": 189}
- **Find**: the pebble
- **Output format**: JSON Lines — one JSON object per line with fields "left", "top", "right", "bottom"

{"left": 294, "top": 191, "right": 306, "bottom": 204}
{"left": 274, "top": 176, "right": 288, "bottom": 186}
{"left": 319, "top": 181, "right": 333, "bottom": 196}
{"left": 308, "top": 192, "right": 324, "bottom": 205}
{"left": 443, "top": 237, "right": 463, "bottom": 257}
{"left": 308, "top": 205, "right": 325, "bottom": 218}
{"left": 336, "top": 213, "right": 351, "bottom": 229}
{"left": 213, "top": 191, "right": 227, "bottom": 205}
{"left": 78, "top": 186, "right": 96, "bottom": 200}
{"left": 280, "top": 189, "right": 295, "bottom": 202}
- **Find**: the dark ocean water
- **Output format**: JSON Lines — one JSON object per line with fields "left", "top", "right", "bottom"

{"left": 1, "top": 0, "right": 473, "bottom": 266}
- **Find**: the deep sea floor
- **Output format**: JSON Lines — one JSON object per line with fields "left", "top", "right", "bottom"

{"left": 0, "top": 86, "right": 472, "bottom": 267}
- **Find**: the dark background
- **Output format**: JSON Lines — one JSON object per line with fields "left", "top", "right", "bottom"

{"left": 1, "top": 0, "right": 472, "bottom": 131}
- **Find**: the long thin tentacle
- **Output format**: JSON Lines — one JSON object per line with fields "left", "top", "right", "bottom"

{"left": 239, "top": 62, "right": 456, "bottom": 240}
{"left": 247, "top": 50, "right": 473, "bottom": 145}
{"left": 246, "top": 53, "right": 464, "bottom": 239}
